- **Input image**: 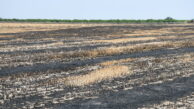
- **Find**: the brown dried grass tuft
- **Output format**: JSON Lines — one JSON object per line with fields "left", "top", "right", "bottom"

{"left": 63, "top": 65, "right": 130, "bottom": 86}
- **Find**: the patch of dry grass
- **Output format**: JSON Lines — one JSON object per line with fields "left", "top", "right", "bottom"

{"left": 91, "top": 37, "right": 157, "bottom": 43}
{"left": 100, "top": 58, "right": 135, "bottom": 66}
{"left": 0, "top": 23, "right": 91, "bottom": 33}
{"left": 177, "top": 41, "right": 194, "bottom": 47}
{"left": 183, "top": 57, "right": 194, "bottom": 62}
{"left": 133, "top": 27, "right": 186, "bottom": 35}
{"left": 115, "top": 27, "right": 194, "bottom": 38}
{"left": 180, "top": 53, "right": 194, "bottom": 62}
{"left": 0, "top": 22, "right": 134, "bottom": 33}
{"left": 106, "top": 27, "right": 180, "bottom": 38}
{"left": 107, "top": 28, "right": 174, "bottom": 38}
{"left": 107, "top": 33, "right": 159, "bottom": 38}
{"left": 51, "top": 41, "right": 164, "bottom": 59}
{"left": 102, "top": 35, "right": 194, "bottom": 44}
{"left": 63, "top": 65, "right": 130, "bottom": 86}
{"left": 0, "top": 38, "right": 25, "bottom": 43}
{"left": 0, "top": 35, "right": 15, "bottom": 38}
{"left": 52, "top": 40, "right": 194, "bottom": 59}
{"left": 157, "top": 35, "right": 194, "bottom": 40}
{"left": 0, "top": 41, "right": 64, "bottom": 52}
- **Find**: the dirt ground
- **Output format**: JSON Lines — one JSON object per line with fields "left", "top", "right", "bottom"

{"left": 0, "top": 22, "right": 194, "bottom": 109}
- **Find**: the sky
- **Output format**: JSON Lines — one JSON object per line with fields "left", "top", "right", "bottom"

{"left": 1, "top": 0, "right": 194, "bottom": 20}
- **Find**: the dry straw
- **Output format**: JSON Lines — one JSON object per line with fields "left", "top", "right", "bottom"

{"left": 63, "top": 65, "right": 130, "bottom": 86}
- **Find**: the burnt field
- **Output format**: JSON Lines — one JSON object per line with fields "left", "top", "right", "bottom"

{"left": 0, "top": 22, "right": 194, "bottom": 109}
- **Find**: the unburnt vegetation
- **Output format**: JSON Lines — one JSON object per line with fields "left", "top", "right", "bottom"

{"left": 0, "top": 22, "right": 194, "bottom": 109}
{"left": 0, "top": 18, "right": 188, "bottom": 23}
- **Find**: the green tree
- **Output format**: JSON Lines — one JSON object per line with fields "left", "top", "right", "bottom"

{"left": 165, "top": 17, "right": 174, "bottom": 20}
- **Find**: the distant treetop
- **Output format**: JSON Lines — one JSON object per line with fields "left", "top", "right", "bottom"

{"left": 165, "top": 17, "right": 174, "bottom": 20}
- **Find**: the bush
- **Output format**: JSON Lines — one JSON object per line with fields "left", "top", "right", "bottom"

{"left": 165, "top": 17, "right": 174, "bottom": 20}
{"left": 188, "top": 19, "right": 194, "bottom": 23}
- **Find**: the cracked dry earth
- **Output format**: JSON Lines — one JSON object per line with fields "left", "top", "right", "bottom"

{"left": 0, "top": 23, "right": 194, "bottom": 109}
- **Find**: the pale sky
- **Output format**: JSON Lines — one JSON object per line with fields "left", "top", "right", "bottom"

{"left": 1, "top": 0, "right": 194, "bottom": 20}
